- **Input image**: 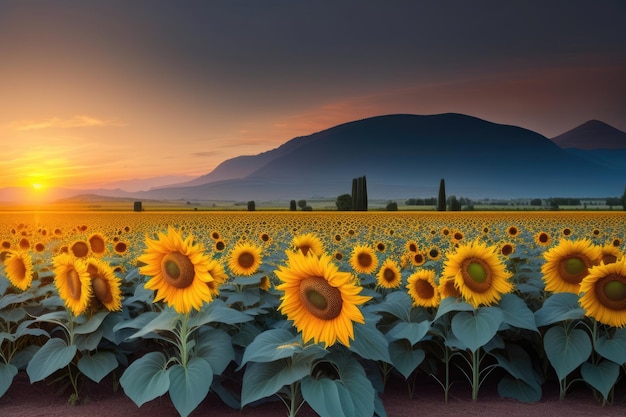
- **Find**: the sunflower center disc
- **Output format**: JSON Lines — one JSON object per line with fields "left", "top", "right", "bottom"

{"left": 67, "top": 269, "right": 82, "bottom": 300}
{"left": 238, "top": 252, "right": 255, "bottom": 269}
{"left": 299, "top": 245, "right": 311, "bottom": 256}
{"left": 565, "top": 257, "right": 586, "bottom": 276}
{"left": 415, "top": 279, "right": 435, "bottom": 299}
{"left": 358, "top": 253, "right": 372, "bottom": 268}
{"left": 467, "top": 262, "right": 487, "bottom": 283}
{"left": 383, "top": 268, "right": 396, "bottom": 282}
{"left": 161, "top": 252, "right": 195, "bottom": 289}
{"left": 92, "top": 276, "right": 113, "bottom": 303}
{"left": 300, "top": 276, "right": 343, "bottom": 320}
{"left": 603, "top": 279, "right": 626, "bottom": 302}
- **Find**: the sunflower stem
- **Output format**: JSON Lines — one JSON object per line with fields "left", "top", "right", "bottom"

{"left": 471, "top": 348, "right": 480, "bottom": 401}
{"left": 179, "top": 312, "right": 190, "bottom": 368}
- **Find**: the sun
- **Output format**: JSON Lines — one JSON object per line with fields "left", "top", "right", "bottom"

{"left": 32, "top": 183, "right": 43, "bottom": 190}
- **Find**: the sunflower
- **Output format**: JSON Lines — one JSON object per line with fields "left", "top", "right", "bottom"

{"left": 86, "top": 258, "right": 122, "bottom": 311}
{"left": 405, "top": 240, "right": 418, "bottom": 253}
{"left": 407, "top": 270, "right": 441, "bottom": 308}
{"left": 206, "top": 259, "right": 228, "bottom": 297}
{"left": 500, "top": 242, "right": 515, "bottom": 257}
{"left": 599, "top": 244, "right": 623, "bottom": 265}
{"left": 259, "top": 275, "right": 272, "bottom": 291}
{"left": 275, "top": 250, "right": 371, "bottom": 347}
{"left": 228, "top": 242, "right": 262, "bottom": 276}
{"left": 541, "top": 238, "right": 602, "bottom": 294}
{"left": 292, "top": 233, "right": 324, "bottom": 256}
{"left": 410, "top": 252, "right": 426, "bottom": 267}
{"left": 349, "top": 244, "right": 378, "bottom": 274}
{"left": 138, "top": 227, "right": 214, "bottom": 314}
{"left": 3, "top": 250, "right": 34, "bottom": 290}
{"left": 53, "top": 253, "right": 92, "bottom": 316}
{"left": 442, "top": 240, "right": 513, "bottom": 308}
{"left": 88, "top": 233, "right": 107, "bottom": 256}
{"left": 579, "top": 258, "right": 626, "bottom": 327}
{"left": 427, "top": 247, "right": 441, "bottom": 261}
{"left": 506, "top": 226, "right": 520, "bottom": 238}
{"left": 534, "top": 231, "right": 551, "bottom": 247}
{"left": 376, "top": 258, "right": 402, "bottom": 289}
{"left": 69, "top": 240, "right": 90, "bottom": 258}
{"left": 114, "top": 241, "right": 128, "bottom": 255}
{"left": 438, "top": 275, "right": 462, "bottom": 299}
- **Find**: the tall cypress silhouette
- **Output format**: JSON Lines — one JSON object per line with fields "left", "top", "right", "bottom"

{"left": 437, "top": 178, "right": 446, "bottom": 211}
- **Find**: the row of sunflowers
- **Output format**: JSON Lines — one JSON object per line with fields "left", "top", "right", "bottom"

{"left": 1, "top": 211, "right": 625, "bottom": 417}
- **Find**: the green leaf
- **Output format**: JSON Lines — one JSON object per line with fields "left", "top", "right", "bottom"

{"left": 120, "top": 351, "right": 170, "bottom": 407}
{"left": 450, "top": 307, "right": 503, "bottom": 352}
{"left": 77, "top": 351, "right": 118, "bottom": 383}
{"left": 0, "top": 292, "right": 33, "bottom": 309}
{"left": 168, "top": 358, "right": 213, "bottom": 417}
{"left": 26, "top": 338, "right": 77, "bottom": 382}
{"left": 113, "top": 311, "right": 159, "bottom": 332}
{"left": 433, "top": 297, "right": 474, "bottom": 321}
{"left": 385, "top": 320, "right": 430, "bottom": 345}
{"left": 497, "top": 376, "right": 542, "bottom": 403}
{"left": 302, "top": 377, "right": 351, "bottom": 417}
{"left": 225, "top": 288, "right": 261, "bottom": 307}
{"left": 493, "top": 343, "right": 542, "bottom": 386}
{"left": 239, "top": 328, "right": 303, "bottom": 368}
{"left": 534, "top": 292, "right": 584, "bottom": 327}
{"left": 0, "top": 363, "right": 17, "bottom": 398}
{"left": 241, "top": 359, "right": 308, "bottom": 407}
{"left": 496, "top": 293, "right": 538, "bottom": 332}
{"left": 3, "top": 307, "right": 26, "bottom": 323}
{"left": 302, "top": 353, "right": 375, "bottom": 417}
{"left": 195, "top": 327, "right": 234, "bottom": 375}
{"left": 74, "top": 311, "right": 109, "bottom": 334}
{"left": 580, "top": 359, "right": 620, "bottom": 400}
{"left": 130, "top": 309, "right": 180, "bottom": 339}
{"left": 543, "top": 326, "right": 592, "bottom": 381}
{"left": 365, "top": 291, "right": 412, "bottom": 321}
{"left": 200, "top": 299, "right": 253, "bottom": 325}
{"left": 349, "top": 322, "right": 391, "bottom": 363}
{"left": 75, "top": 327, "right": 104, "bottom": 351}
{"left": 389, "top": 341, "right": 425, "bottom": 379}
{"left": 595, "top": 328, "right": 626, "bottom": 365}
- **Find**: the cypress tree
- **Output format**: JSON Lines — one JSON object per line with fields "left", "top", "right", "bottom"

{"left": 437, "top": 178, "right": 446, "bottom": 211}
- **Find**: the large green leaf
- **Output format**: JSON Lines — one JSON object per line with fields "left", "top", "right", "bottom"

{"left": 198, "top": 299, "right": 253, "bottom": 325}
{"left": 75, "top": 327, "right": 104, "bottom": 351}
{"left": 497, "top": 376, "right": 542, "bottom": 403}
{"left": 26, "top": 338, "right": 77, "bottom": 382}
{"left": 302, "top": 353, "right": 375, "bottom": 417}
{"left": 534, "top": 292, "right": 584, "bottom": 327}
{"left": 112, "top": 311, "right": 159, "bottom": 333}
{"left": 0, "top": 292, "right": 34, "bottom": 310}
{"left": 365, "top": 291, "right": 412, "bottom": 321}
{"left": 241, "top": 347, "right": 325, "bottom": 407}
{"left": 496, "top": 293, "right": 538, "bottom": 332}
{"left": 168, "top": 358, "right": 213, "bottom": 417}
{"left": 74, "top": 311, "right": 110, "bottom": 335}
{"left": 77, "top": 351, "right": 118, "bottom": 383}
{"left": 450, "top": 307, "right": 503, "bottom": 352}
{"left": 0, "top": 363, "right": 17, "bottom": 398}
{"left": 389, "top": 340, "right": 425, "bottom": 379}
{"left": 580, "top": 359, "right": 620, "bottom": 400}
{"left": 2, "top": 307, "right": 26, "bottom": 323}
{"left": 120, "top": 351, "right": 170, "bottom": 407}
{"left": 195, "top": 327, "right": 234, "bottom": 375}
{"left": 543, "top": 326, "right": 591, "bottom": 381}
{"left": 595, "top": 328, "right": 626, "bottom": 365}
{"left": 129, "top": 309, "right": 180, "bottom": 339}
{"left": 493, "top": 344, "right": 541, "bottom": 386}
{"left": 239, "top": 328, "right": 303, "bottom": 368}
{"left": 433, "top": 297, "right": 474, "bottom": 322}
{"left": 349, "top": 322, "right": 391, "bottom": 363}
{"left": 385, "top": 320, "right": 430, "bottom": 345}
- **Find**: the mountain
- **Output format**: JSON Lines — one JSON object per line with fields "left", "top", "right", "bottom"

{"left": 551, "top": 120, "right": 626, "bottom": 150}
{"left": 550, "top": 120, "right": 626, "bottom": 171}
{"left": 137, "top": 113, "right": 626, "bottom": 201}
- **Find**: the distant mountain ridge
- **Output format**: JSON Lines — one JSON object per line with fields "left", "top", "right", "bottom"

{"left": 2, "top": 113, "right": 625, "bottom": 203}
{"left": 551, "top": 120, "right": 626, "bottom": 149}
{"left": 135, "top": 113, "right": 626, "bottom": 201}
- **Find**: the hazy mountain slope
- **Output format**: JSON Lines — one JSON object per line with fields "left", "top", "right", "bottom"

{"left": 551, "top": 120, "right": 626, "bottom": 150}
{"left": 139, "top": 114, "right": 626, "bottom": 200}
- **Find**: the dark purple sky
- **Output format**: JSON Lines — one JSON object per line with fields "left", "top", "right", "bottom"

{"left": 1, "top": 0, "right": 625, "bottom": 190}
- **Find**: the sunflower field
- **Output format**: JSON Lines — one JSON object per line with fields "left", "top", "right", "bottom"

{"left": 1, "top": 210, "right": 625, "bottom": 417}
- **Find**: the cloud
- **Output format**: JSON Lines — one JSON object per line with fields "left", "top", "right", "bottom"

{"left": 191, "top": 151, "right": 221, "bottom": 158}
{"left": 8, "top": 115, "right": 126, "bottom": 131}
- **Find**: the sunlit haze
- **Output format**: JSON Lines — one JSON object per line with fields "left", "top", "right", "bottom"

{"left": 1, "top": 1, "right": 625, "bottom": 191}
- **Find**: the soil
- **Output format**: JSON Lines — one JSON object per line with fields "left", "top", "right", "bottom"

{"left": 2, "top": 371, "right": 626, "bottom": 417}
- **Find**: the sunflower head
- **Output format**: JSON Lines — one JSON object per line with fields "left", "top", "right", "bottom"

{"left": 3, "top": 250, "right": 34, "bottom": 291}
{"left": 407, "top": 270, "right": 441, "bottom": 308}
{"left": 376, "top": 258, "right": 402, "bottom": 289}
{"left": 292, "top": 233, "right": 324, "bottom": 257}
{"left": 275, "top": 251, "right": 371, "bottom": 348}
{"left": 70, "top": 240, "right": 91, "bottom": 258}
{"left": 138, "top": 227, "right": 214, "bottom": 314}
{"left": 228, "top": 242, "right": 262, "bottom": 276}
{"left": 53, "top": 253, "right": 92, "bottom": 316}
{"left": 442, "top": 240, "right": 513, "bottom": 308}
{"left": 88, "top": 233, "right": 107, "bottom": 256}
{"left": 86, "top": 258, "right": 122, "bottom": 312}
{"left": 579, "top": 258, "right": 626, "bottom": 327}
{"left": 541, "top": 238, "right": 602, "bottom": 294}
{"left": 349, "top": 244, "right": 379, "bottom": 274}
{"left": 600, "top": 244, "right": 623, "bottom": 265}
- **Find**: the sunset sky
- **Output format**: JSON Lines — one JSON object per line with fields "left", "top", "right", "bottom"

{"left": 1, "top": 1, "right": 625, "bottom": 192}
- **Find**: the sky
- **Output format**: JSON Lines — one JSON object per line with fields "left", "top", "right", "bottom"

{"left": 1, "top": 0, "right": 625, "bottom": 192}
